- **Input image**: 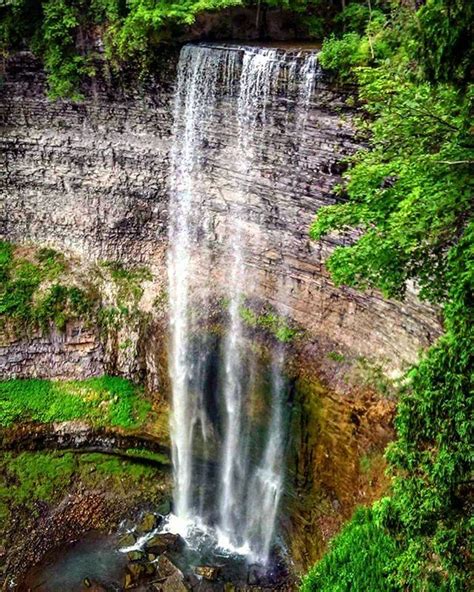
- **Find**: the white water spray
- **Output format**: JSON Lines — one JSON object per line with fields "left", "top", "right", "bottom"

{"left": 167, "top": 43, "right": 320, "bottom": 563}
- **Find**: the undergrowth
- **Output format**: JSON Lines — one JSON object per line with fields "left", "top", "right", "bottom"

{"left": 301, "top": 507, "right": 399, "bottom": 592}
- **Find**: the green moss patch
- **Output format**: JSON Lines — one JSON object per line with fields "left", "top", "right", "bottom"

{"left": 240, "top": 305, "right": 300, "bottom": 343}
{"left": 0, "top": 376, "right": 152, "bottom": 429}
{"left": 0, "top": 241, "right": 97, "bottom": 334}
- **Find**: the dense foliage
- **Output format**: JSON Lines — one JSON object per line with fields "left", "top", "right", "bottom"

{"left": 0, "top": 241, "right": 97, "bottom": 332}
{"left": 0, "top": 0, "right": 327, "bottom": 98}
{"left": 303, "top": 1, "right": 473, "bottom": 591}
{"left": 301, "top": 507, "right": 399, "bottom": 592}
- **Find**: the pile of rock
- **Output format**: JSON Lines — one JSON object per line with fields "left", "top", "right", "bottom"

{"left": 113, "top": 511, "right": 292, "bottom": 590}
{"left": 117, "top": 512, "right": 189, "bottom": 590}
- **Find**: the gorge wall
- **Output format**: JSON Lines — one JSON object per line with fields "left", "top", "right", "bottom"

{"left": 0, "top": 45, "right": 444, "bottom": 575}
{"left": 0, "top": 50, "right": 441, "bottom": 384}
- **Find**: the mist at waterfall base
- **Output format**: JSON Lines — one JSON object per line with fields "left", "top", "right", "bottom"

{"left": 165, "top": 43, "right": 321, "bottom": 568}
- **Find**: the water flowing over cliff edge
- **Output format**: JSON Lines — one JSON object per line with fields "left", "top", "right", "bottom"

{"left": 166, "top": 43, "right": 322, "bottom": 564}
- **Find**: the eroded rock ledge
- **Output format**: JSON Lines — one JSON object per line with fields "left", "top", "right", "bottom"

{"left": 1, "top": 420, "right": 170, "bottom": 461}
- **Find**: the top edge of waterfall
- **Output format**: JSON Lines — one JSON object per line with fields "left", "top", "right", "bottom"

{"left": 189, "top": 41, "right": 321, "bottom": 56}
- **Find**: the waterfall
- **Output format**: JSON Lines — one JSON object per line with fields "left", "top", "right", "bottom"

{"left": 167, "top": 43, "right": 320, "bottom": 564}
{"left": 168, "top": 46, "right": 226, "bottom": 522}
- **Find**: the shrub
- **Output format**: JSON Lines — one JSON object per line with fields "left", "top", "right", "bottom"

{"left": 301, "top": 507, "right": 400, "bottom": 592}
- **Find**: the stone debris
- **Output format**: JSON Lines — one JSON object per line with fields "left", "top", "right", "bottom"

{"left": 152, "top": 554, "right": 188, "bottom": 591}
{"left": 145, "top": 532, "right": 184, "bottom": 555}
{"left": 136, "top": 511, "right": 161, "bottom": 534}
{"left": 119, "top": 532, "right": 137, "bottom": 547}
{"left": 127, "top": 549, "right": 145, "bottom": 562}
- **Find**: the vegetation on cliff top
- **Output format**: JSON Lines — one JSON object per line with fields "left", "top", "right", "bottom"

{"left": 303, "top": 1, "right": 473, "bottom": 591}
{"left": 0, "top": 0, "right": 328, "bottom": 98}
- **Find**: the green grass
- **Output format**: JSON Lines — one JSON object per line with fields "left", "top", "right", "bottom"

{"left": 79, "top": 452, "right": 159, "bottom": 479}
{"left": 0, "top": 451, "right": 76, "bottom": 509}
{"left": 0, "top": 376, "right": 152, "bottom": 429}
{"left": 300, "top": 507, "right": 400, "bottom": 592}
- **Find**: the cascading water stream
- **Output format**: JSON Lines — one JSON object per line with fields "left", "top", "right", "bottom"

{"left": 217, "top": 48, "right": 280, "bottom": 555}
{"left": 168, "top": 46, "right": 224, "bottom": 522}
{"left": 167, "top": 43, "right": 321, "bottom": 564}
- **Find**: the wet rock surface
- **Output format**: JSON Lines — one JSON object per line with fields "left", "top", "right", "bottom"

{"left": 19, "top": 508, "right": 295, "bottom": 591}
{"left": 137, "top": 513, "right": 162, "bottom": 534}
{"left": 1, "top": 421, "right": 170, "bottom": 460}
{"left": 145, "top": 533, "right": 184, "bottom": 555}
{"left": 195, "top": 566, "right": 220, "bottom": 581}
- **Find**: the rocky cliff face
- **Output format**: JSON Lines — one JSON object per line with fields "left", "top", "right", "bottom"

{"left": 0, "top": 323, "right": 104, "bottom": 379}
{"left": 0, "top": 47, "right": 445, "bottom": 578}
{"left": 0, "top": 50, "right": 441, "bottom": 383}
{"left": 0, "top": 52, "right": 172, "bottom": 265}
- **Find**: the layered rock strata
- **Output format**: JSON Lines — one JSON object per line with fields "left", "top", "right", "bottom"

{"left": 0, "top": 51, "right": 441, "bottom": 381}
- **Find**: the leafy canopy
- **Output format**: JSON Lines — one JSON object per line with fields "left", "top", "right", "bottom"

{"left": 304, "top": 1, "right": 473, "bottom": 591}
{"left": 0, "top": 0, "right": 326, "bottom": 98}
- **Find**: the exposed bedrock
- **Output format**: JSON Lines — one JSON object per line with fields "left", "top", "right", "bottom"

{"left": 0, "top": 322, "right": 104, "bottom": 380}
{"left": 0, "top": 45, "right": 444, "bottom": 578}
{"left": 0, "top": 51, "right": 441, "bottom": 382}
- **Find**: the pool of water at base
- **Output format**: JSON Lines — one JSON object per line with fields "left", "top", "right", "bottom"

{"left": 22, "top": 532, "right": 127, "bottom": 592}
{"left": 21, "top": 518, "right": 292, "bottom": 591}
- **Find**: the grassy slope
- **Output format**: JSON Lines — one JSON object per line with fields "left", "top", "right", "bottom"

{"left": 0, "top": 376, "right": 152, "bottom": 429}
